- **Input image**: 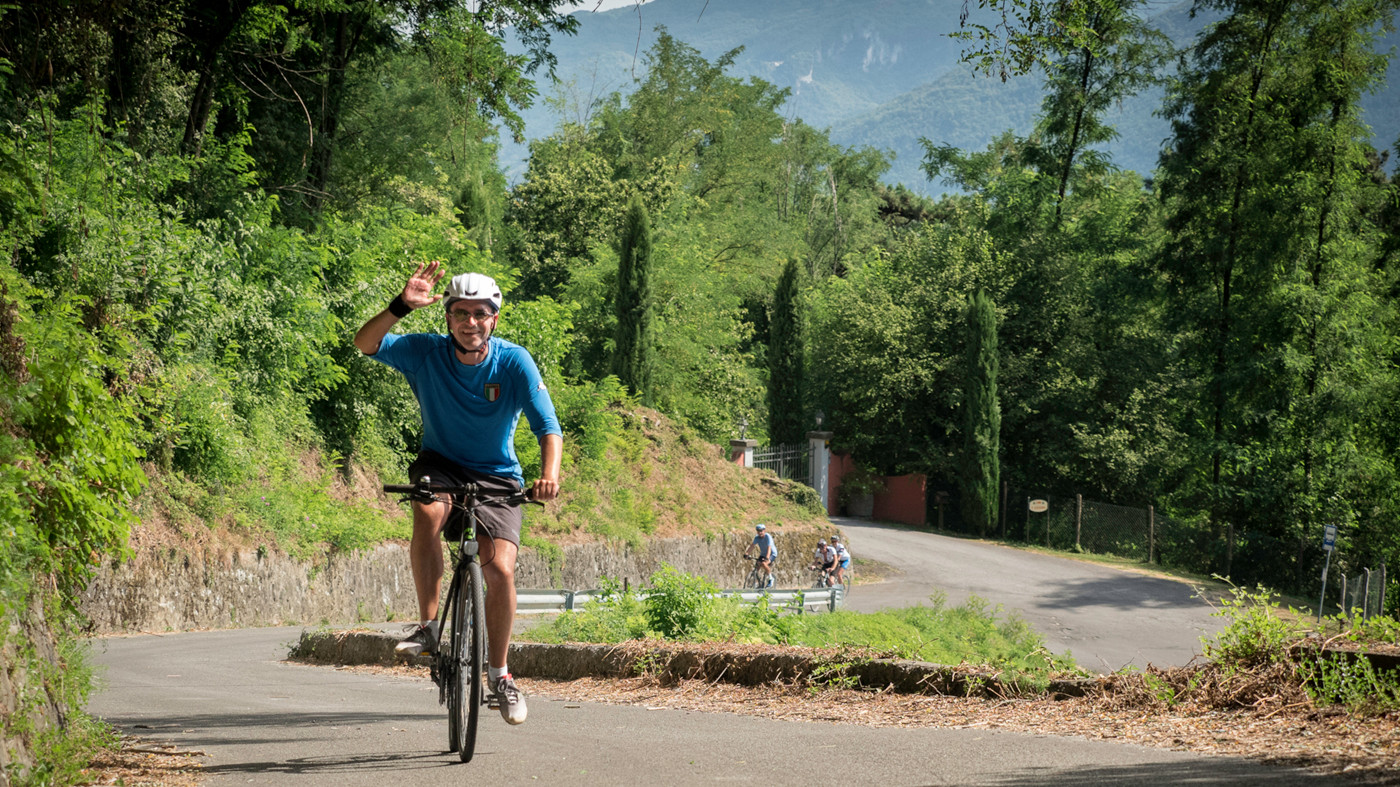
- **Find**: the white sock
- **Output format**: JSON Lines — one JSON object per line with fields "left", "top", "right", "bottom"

{"left": 490, "top": 665, "right": 508, "bottom": 682}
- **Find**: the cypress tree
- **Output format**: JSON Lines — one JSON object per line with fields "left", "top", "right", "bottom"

{"left": 768, "top": 258, "right": 805, "bottom": 444}
{"left": 960, "top": 289, "right": 1000, "bottom": 536}
{"left": 612, "top": 195, "right": 654, "bottom": 403}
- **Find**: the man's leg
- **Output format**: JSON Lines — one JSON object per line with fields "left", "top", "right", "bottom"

{"left": 410, "top": 500, "right": 450, "bottom": 621}
{"left": 479, "top": 535, "right": 527, "bottom": 724}
{"left": 396, "top": 500, "right": 448, "bottom": 656}
{"left": 479, "top": 536, "right": 518, "bottom": 669}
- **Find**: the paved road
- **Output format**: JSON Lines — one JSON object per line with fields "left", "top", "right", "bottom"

{"left": 89, "top": 626, "right": 1340, "bottom": 786}
{"left": 832, "top": 518, "right": 1223, "bottom": 673}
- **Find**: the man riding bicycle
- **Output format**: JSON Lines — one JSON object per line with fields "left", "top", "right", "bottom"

{"left": 743, "top": 523, "right": 777, "bottom": 588}
{"left": 354, "top": 262, "right": 562, "bottom": 727}
{"left": 830, "top": 536, "right": 851, "bottom": 588}
{"left": 809, "top": 538, "right": 837, "bottom": 586}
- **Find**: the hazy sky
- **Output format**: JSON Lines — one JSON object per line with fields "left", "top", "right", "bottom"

{"left": 576, "top": 0, "right": 656, "bottom": 13}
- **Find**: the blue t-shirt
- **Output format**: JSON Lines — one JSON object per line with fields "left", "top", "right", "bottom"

{"left": 369, "top": 333, "right": 561, "bottom": 485}
{"left": 752, "top": 533, "right": 776, "bottom": 560}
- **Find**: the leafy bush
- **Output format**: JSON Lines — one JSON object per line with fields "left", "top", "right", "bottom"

{"left": 1198, "top": 582, "right": 1305, "bottom": 668}
{"left": 1298, "top": 651, "right": 1400, "bottom": 714}
{"left": 644, "top": 564, "right": 719, "bottom": 639}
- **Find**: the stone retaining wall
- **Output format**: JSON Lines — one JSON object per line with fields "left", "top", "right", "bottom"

{"left": 0, "top": 592, "right": 64, "bottom": 787}
{"left": 80, "top": 528, "right": 822, "bottom": 634}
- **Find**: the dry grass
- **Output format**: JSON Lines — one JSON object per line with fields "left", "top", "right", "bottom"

{"left": 78, "top": 736, "right": 205, "bottom": 786}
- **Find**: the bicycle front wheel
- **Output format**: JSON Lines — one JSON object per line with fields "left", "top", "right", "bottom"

{"left": 744, "top": 566, "right": 762, "bottom": 589}
{"left": 452, "top": 560, "right": 487, "bottom": 762}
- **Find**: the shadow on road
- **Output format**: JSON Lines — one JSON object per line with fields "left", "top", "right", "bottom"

{"left": 101, "top": 709, "right": 440, "bottom": 749}
{"left": 196, "top": 750, "right": 465, "bottom": 776}
{"left": 1032, "top": 575, "right": 1212, "bottom": 612}
{"left": 986, "top": 758, "right": 1335, "bottom": 786}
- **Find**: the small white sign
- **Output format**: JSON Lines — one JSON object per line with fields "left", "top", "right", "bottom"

{"left": 1323, "top": 524, "right": 1337, "bottom": 552}
{"left": 1028, "top": 499, "right": 1049, "bottom": 513}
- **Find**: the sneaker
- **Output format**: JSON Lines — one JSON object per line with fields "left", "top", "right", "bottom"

{"left": 492, "top": 674, "right": 527, "bottom": 725}
{"left": 395, "top": 622, "right": 438, "bottom": 657}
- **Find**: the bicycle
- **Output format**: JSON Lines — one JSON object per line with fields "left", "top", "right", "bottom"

{"left": 809, "top": 565, "right": 835, "bottom": 588}
{"left": 741, "top": 555, "right": 775, "bottom": 589}
{"left": 384, "top": 478, "right": 537, "bottom": 763}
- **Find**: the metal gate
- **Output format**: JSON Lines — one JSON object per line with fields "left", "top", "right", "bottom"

{"left": 752, "top": 443, "right": 811, "bottom": 486}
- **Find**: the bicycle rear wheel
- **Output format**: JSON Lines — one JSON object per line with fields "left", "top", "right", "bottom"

{"left": 452, "top": 559, "right": 487, "bottom": 762}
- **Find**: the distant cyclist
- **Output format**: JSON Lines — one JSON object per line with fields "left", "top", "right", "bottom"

{"left": 809, "top": 538, "right": 837, "bottom": 586}
{"left": 743, "top": 523, "right": 777, "bottom": 588}
{"left": 831, "top": 536, "right": 851, "bottom": 588}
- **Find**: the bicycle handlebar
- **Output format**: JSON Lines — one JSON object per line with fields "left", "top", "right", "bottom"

{"left": 383, "top": 481, "right": 541, "bottom": 507}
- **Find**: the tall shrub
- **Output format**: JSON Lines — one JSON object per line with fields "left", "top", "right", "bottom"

{"left": 612, "top": 194, "right": 654, "bottom": 404}
{"left": 961, "top": 289, "right": 1000, "bottom": 536}
{"left": 768, "top": 257, "right": 806, "bottom": 444}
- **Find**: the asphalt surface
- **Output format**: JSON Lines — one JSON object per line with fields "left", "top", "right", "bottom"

{"left": 833, "top": 517, "right": 1223, "bottom": 672}
{"left": 89, "top": 625, "right": 1343, "bottom": 786}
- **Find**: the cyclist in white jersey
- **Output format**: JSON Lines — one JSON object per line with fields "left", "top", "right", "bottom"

{"left": 809, "top": 539, "right": 837, "bottom": 586}
{"left": 831, "top": 538, "right": 851, "bottom": 588}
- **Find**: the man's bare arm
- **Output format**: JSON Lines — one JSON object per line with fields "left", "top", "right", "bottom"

{"left": 531, "top": 433, "right": 562, "bottom": 501}
{"left": 354, "top": 261, "right": 445, "bottom": 355}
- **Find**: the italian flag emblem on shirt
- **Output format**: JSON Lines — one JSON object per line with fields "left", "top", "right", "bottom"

{"left": 484, "top": 383, "right": 501, "bottom": 402}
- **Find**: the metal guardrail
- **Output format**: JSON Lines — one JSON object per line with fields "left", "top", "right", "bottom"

{"left": 515, "top": 587, "right": 844, "bottom": 615}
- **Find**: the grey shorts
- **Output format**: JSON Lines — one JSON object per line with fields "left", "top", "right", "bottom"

{"left": 406, "top": 450, "right": 523, "bottom": 546}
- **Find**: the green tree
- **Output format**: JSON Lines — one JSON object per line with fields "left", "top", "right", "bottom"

{"left": 1035, "top": 0, "right": 1172, "bottom": 224}
{"left": 961, "top": 289, "right": 1001, "bottom": 536}
{"left": 768, "top": 258, "right": 805, "bottom": 444}
{"left": 1156, "top": 0, "right": 1399, "bottom": 580}
{"left": 613, "top": 195, "right": 655, "bottom": 403}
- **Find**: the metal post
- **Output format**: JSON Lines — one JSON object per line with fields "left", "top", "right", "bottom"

{"left": 1317, "top": 548, "right": 1331, "bottom": 624}
{"left": 1363, "top": 568, "right": 1373, "bottom": 621}
{"left": 1075, "top": 494, "right": 1083, "bottom": 550}
{"left": 1380, "top": 564, "right": 1388, "bottom": 620}
{"left": 1024, "top": 497, "right": 1031, "bottom": 541}
{"left": 1148, "top": 505, "right": 1156, "bottom": 564}
{"left": 1340, "top": 575, "right": 1348, "bottom": 622}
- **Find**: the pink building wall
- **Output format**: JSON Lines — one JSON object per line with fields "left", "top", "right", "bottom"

{"left": 828, "top": 453, "right": 927, "bottom": 527}
{"left": 873, "top": 474, "right": 927, "bottom": 527}
{"left": 827, "top": 453, "right": 856, "bottom": 516}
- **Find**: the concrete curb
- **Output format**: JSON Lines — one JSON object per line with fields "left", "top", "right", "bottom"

{"left": 289, "top": 630, "right": 1097, "bottom": 700}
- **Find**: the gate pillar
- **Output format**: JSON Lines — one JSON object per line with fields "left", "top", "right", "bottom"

{"left": 808, "top": 431, "right": 834, "bottom": 511}
{"left": 730, "top": 439, "right": 757, "bottom": 468}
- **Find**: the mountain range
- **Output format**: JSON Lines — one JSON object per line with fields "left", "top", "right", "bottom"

{"left": 504, "top": 0, "right": 1400, "bottom": 193}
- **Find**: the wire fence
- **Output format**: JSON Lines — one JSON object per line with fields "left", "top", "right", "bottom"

{"left": 1336, "top": 565, "right": 1388, "bottom": 620}
{"left": 1004, "top": 491, "right": 1197, "bottom": 566}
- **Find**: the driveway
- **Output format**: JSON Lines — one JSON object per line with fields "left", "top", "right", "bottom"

{"left": 831, "top": 517, "right": 1224, "bottom": 672}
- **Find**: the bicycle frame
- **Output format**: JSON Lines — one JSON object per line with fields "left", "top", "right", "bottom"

{"left": 384, "top": 478, "right": 533, "bottom": 761}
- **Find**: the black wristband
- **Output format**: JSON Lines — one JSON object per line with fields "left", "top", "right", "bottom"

{"left": 387, "top": 295, "right": 412, "bottom": 318}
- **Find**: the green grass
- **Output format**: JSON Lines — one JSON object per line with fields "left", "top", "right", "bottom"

{"left": 522, "top": 566, "right": 1080, "bottom": 686}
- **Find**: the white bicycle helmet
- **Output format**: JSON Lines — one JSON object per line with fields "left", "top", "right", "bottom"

{"left": 443, "top": 272, "right": 503, "bottom": 314}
